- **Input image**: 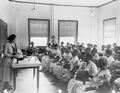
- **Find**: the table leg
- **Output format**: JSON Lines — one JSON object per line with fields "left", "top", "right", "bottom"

{"left": 13, "top": 69, "right": 16, "bottom": 90}
{"left": 37, "top": 67, "right": 39, "bottom": 93}
{"left": 33, "top": 68, "right": 35, "bottom": 78}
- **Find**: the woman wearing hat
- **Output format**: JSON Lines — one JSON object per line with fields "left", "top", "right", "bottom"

{"left": 0, "top": 34, "right": 22, "bottom": 90}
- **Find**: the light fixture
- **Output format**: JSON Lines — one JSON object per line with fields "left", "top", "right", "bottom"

{"left": 90, "top": 0, "right": 95, "bottom": 16}
{"left": 31, "top": 0, "right": 36, "bottom": 12}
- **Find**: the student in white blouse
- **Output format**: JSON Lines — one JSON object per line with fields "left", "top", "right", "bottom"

{"left": 69, "top": 49, "right": 79, "bottom": 70}
{"left": 83, "top": 53, "right": 98, "bottom": 77}
{"left": 104, "top": 49, "right": 114, "bottom": 68}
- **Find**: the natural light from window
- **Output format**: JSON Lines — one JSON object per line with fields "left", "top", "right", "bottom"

{"left": 60, "top": 37, "right": 75, "bottom": 46}
{"left": 104, "top": 38, "right": 115, "bottom": 45}
{"left": 31, "top": 37, "right": 47, "bottom": 46}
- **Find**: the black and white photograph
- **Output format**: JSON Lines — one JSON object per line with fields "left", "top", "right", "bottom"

{"left": 0, "top": 0, "right": 120, "bottom": 93}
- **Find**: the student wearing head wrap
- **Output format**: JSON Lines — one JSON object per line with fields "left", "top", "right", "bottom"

{"left": 0, "top": 34, "right": 22, "bottom": 90}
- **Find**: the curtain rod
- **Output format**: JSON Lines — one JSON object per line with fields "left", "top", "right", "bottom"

{"left": 9, "top": 0, "right": 99, "bottom": 8}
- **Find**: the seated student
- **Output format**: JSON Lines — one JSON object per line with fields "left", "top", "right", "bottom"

{"left": 59, "top": 41, "right": 65, "bottom": 50}
{"left": 99, "top": 45, "right": 106, "bottom": 56}
{"left": 85, "top": 47, "right": 91, "bottom": 54}
{"left": 85, "top": 57, "right": 111, "bottom": 91}
{"left": 91, "top": 49, "right": 100, "bottom": 65}
{"left": 107, "top": 44, "right": 112, "bottom": 50}
{"left": 37, "top": 43, "right": 51, "bottom": 62}
{"left": 51, "top": 49, "right": 79, "bottom": 82}
{"left": 49, "top": 36, "right": 57, "bottom": 45}
{"left": 60, "top": 47, "right": 66, "bottom": 60}
{"left": 92, "top": 44, "right": 98, "bottom": 53}
{"left": 46, "top": 43, "right": 51, "bottom": 51}
{"left": 61, "top": 48, "right": 72, "bottom": 65}
{"left": 52, "top": 64, "right": 72, "bottom": 85}
{"left": 109, "top": 51, "right": 120, "bottom": 72}
{"left": 72, "top": 45, "right": 76, "bottom": 51}
{"left": 27, "top": 42, "right": 38, "bottom": 56}
{"left": 51, "top": 44, "right": 61, "bottom": 57}
{"left": 67, "top": 70, "right": 90, "bottom": 93}
{"left": 69, "top": 49, "right": 79, "bottom": 73}
{"left": 83, "top": 53, "right": 98, "bottom": 77}
{"left": 112, "top": 78, "right": 120, "bottom": 93}
{"left": 105, "top": 49, "right": 114, "bottom": 68}
{"left": 66, "top": 42, "right": 70, "bottom": 48}
{"left": 40, "top": 53, "right": 55, "bottom": 72}
{"left": 112, "top": 43, "right": 117, "bottom": 52}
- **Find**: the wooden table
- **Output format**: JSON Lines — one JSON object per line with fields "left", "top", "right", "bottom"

{"left": 12, "top": 56, "right": 41, "bottom": 93}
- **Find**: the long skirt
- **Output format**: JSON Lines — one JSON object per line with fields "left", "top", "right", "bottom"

{"left": 0, "top": 56, "right": 13, "bottom": 82}
{"left": 42, "top": 58, "right": 54, "bottom": 70}
{"left": 50, "top": 63, "right": 64, "bottom": 78}
{"left": 67, "top": 78, "right": 90, "bottom": 93}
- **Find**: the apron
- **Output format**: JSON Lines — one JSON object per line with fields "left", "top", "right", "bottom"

{"left": 0, "top": 42, "right": 17, "bottom": 82}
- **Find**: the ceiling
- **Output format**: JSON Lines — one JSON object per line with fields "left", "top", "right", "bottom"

{"left": 10, "top": 0, "right": 116, "bottom": 7}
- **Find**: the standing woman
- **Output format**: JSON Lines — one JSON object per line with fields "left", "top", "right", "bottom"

{"left": 0, "top": 34, "right": 20, "bottom": 90}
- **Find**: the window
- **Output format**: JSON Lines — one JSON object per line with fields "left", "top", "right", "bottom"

{"left": 103, "top": 18, "right": 116, "bottom": 45}
{"left": 28, "top": 19, "right": 50, "bottom": 46}
{"left": 58, "top": 20, "right": 78, "bottom": 45}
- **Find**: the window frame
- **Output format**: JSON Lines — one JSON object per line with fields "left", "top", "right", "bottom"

{"left": 103, "top": 17, "right": 116, "bottom": 45}
{"left": 28, "top": 18, "right": 50, "bottom": 47}
{"left": 58, "top": 20, "right": 78, "bottom": 45}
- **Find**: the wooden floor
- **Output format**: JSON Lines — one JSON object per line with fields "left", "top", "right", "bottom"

{"left": 13, "top": 69, "right": 67, "bottom": 93}
{"left": 1, "top": 68, "right": 120, "bottom": 93}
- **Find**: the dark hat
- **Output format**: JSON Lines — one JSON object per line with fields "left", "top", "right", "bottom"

{"left": 7, "top": 34, "right": 16, "bottom": 41}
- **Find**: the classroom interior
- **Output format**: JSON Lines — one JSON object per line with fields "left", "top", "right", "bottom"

{"left": 0, "top": 0, "right": 120, "bottom": 93}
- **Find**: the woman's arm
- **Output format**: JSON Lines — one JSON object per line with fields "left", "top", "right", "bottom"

{"left": 3, "top": 43, "right": 14, "bottom": 58}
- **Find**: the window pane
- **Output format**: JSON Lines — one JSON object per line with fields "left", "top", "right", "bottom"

{"left": 59, "top": 21, "right": 77, "bottom": 37}
{"left": 104, "top": 31, "right": 115, "bottom": 37}
{"left": 31, "top": 37, "right": 47, "bottom": 46}
{"left": 29, "top": 20, "right": 49, "bottom": 37}
{"left": 104, "top": 38, "right": 115, "bottom": 45}
{"left": 104, "top": 18, "right": 116, "bottom": 45}
{"left": 60, "top": 37, "right": 75, "bottom": 45}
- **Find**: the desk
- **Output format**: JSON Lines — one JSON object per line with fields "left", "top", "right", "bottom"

{"left": 12, "top": 56, "right": 41, "bottom": 93}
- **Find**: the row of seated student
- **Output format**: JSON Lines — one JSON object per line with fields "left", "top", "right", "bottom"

{"left": 37, "top": 42, "right": 120, "bottom": 93}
